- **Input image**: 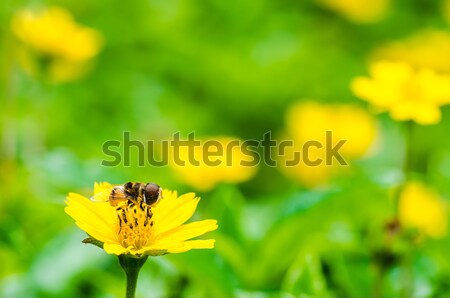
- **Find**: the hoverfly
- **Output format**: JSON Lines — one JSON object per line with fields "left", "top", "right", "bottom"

{"left": 90, "top": 182, "right": 162, "bottom": 207}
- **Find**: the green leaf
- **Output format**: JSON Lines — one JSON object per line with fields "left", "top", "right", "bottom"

{"left": 282, "top": 250, "right": 330, "bottom": 298}
{"left": 82, "top": 237, "right": 104, "bottom": 249}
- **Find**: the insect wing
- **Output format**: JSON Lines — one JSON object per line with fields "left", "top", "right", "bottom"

{"left": 90, "top": 192, "right": 109, "bottom": 202}
{"left": 110, "top": 186, "right": 128, "bottom": 201}
{"left": 89, "top": 185, "right": 125, "bottom": 202}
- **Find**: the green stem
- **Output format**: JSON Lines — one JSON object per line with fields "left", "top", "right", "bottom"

{"left": 393, "top": 121, "right": 415, "bottom": 214}
{"left": 403, "top": 121, "right": 414, "bottom": 180}
{"left": 373, "top": 264, "right": 385, "bottom": 298}
{"left": 401, "top": 255, "right": 413, "bottom": 298}
{"left": 400, "top": 121, "right": 415, "bottom": 297}
{"left": 118, "top": 255, "right": 148, "bottom": 298}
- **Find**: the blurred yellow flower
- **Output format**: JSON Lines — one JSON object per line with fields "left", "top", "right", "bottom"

{"left": 373, "top": 30, "right": 450, "bottom": 73}
{"left": 316, "top": 0, "right": 389, "bottom": 23}
{"left": 280, "top": 102, "right": 378, "bottom": 187}
{"left": 169, "top": 137, "right": 257, "bottom": 192}
{"left": 399, "top": 182, "right": 448, "bottom": 239}
{"left": 65, "top": 182, "right": 218, "bottom": 256}
{"left": 351, "top": 60, "right": 450, "bottom": 125}
{"left": 11, "top": 6, "right": 102, "bottom": 82}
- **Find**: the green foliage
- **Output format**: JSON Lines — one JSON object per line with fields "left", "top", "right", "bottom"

{"left": 1, "top": 0, "right": 450, "bottom": 297}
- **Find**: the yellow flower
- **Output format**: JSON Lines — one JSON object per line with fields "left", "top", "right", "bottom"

{"left": 315, "top": 0, "right": 389, "bottom": 23}
{"left": 11, "top": 6, "right": 102, "bottom": 82}
{"left": 169, "top": 137, "right": 257, "bottom": 192}
{"left": 65, "top": 182, "right": 218, "bottom": 256}
{"left": 280, "top": 101, "right": 378, "bottom": 187}
{"left": 399, "top": 182, "right": 448, "bottom": 239}
{"left": 280, "top": 142, "right": 333, "bottom": 188}
{"left": 351, "top": 60, "right": 450, "bottom": 125}
{"left": 373, "top": 30, "right": 450, "bottom": 73}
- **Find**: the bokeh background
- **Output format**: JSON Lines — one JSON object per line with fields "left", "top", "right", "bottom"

{"left": 1, "top": 0, "right": 450, "bottom": 297}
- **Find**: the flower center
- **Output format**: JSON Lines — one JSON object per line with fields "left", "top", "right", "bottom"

{"left": 116, "top": 201, "right": 154, "bottom": 249}
{"left": 403, "top": 79, "right": 424, "bottom": 103}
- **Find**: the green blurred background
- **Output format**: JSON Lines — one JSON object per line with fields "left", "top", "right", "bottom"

{"left": 1, "top": 0, "right": 450, "bottom": 297}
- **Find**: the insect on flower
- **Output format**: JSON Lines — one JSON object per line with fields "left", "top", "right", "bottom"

{"left": 90, "top": 182, "right": 163, "bottom": 234}
{"left": 90, "top": 182, "right": 162, "bottom": 207}
{"left": 66, "top": 182, "right": 217, "bottom": 256}
{"left": 66, "top": 181, "right": 218, "bottom": 297}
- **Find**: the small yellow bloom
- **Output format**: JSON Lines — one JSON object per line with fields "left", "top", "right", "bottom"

{"left": 280, "top": 142, "right": 333, "bottom": 188}
{"left": 316, "top": 0, "right": 389, "bottom": 23}
{"left": 65, "top": 182, "right": 218, "bottom": 256}
{"left": 169, "top": 137, "right": 257, "bottom": 192}
{"left": 351, "top": 61, "right": 450, "bottom": 125}
{"left": 399, "top": 182, "right": 448, "bottom": 239}
{"left": 11, "top": 6, "right": 102, "bottom": 82}
{"left": 373, "top": 30, "right": 450, "bottom": 73}
{"left": 280, "top": 101, "right": 378, "bottom": 187}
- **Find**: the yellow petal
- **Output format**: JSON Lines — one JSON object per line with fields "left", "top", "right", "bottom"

{"left": 399, "top": 182, "right": 448, "bottom": 238}
{"left": 94, "top": 182, "right": 113, "bottom": 196}
{"left": 153, "top": 190, "right": 200, "bottom": 234}
{"left": 155, "top": 220, "right": 218, "bottom": 245}
{"left": 371, "top": 60, "right": 413, "bottom": 83}
{"left": 166, "top": 239, "right": 216, "bottom": 253}
{"left": 351, "top": 77, "right": 375, "bottom": 100}
{"left": 104, "top": 243, "right": 129, "bottom": 255}
{"left": 65, "top": 192, "right": 117, "bottom": 243}
{"left": 140, "top": 239, "right": 216, "bottom": 255}
{"left": 66, "top": 223, "right": 115, "bottom": 245}
{"left": 414, "top": 106, "right": 441, "bottom": 125}
{"left": 389, "top": 103, "right": 441, "bottom": 125}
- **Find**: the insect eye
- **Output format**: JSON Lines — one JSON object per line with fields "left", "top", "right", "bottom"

{"left": 145, "top": 183, "right": 161, "bottom": 205}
